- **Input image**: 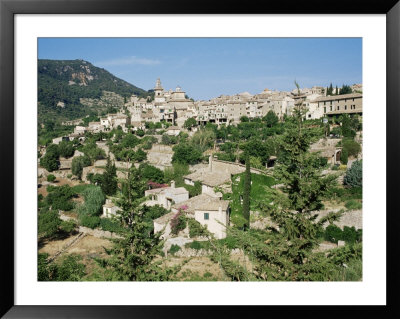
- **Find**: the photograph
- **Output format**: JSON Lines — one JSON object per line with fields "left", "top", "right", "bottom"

{"left": 36, "top": 37, "right": 363, "bottom": 282}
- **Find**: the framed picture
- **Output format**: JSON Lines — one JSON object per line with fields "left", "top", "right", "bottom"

{"left": 1, "top": 0, "right": 399, "bottom": 317}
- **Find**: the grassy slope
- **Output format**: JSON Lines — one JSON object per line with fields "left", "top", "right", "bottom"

{"left": 224, "top": 173, "right": 276, "bottom": 224}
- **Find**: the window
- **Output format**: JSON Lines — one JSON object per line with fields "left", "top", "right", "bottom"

{"left": 330, "top": 106, "right": 332, "bottom": 111}
{"left": 337, "top": 106, "right": 340, "bottom": 111}
{"left": 345, "top": 105, "right": 347, "bottom": 110}
{"left": 324, "top": 107, "right": 326, "bottom": 113}
{"left": 204, "top": 213, "right": 209, "bottom": 220}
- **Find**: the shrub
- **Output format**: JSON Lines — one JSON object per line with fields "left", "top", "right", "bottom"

{"left": 54, "top": 254, "right": 86, "bottom": 281}
{"left": 161, "top": 134, "right": 178, "bottom": 145}
{"left": 168, "top": 244, "right": 181, "bottom": 255}
{"left": 45, "top": 185, "right": 75, "bottom": 211}
{"left": 77, "top": 186, "right": 105, "bottom": 217}
{"left": 140, "top": 163, "right": 165, "bottom": 184}
{"left": 59, "top": 220, "right": 77, "bottom": 234}
{"left": 38, "top": 208, "right": 61, "bottom": 238}
{"left": 71, "top": 155, "right": 91, "bottom": 179}
{"left": 342, "top": 139, "right": 361, "bottom": 157}
{"left": 324, "top": 225, "right": 362, "bottom": 245}
{"left": 341, "top": 148, "right": 348, "bottom": 165}
{"left": 136, "top": 129, "right": 145, "bottom": 137}
{"left": 58, "top": 141, "right": 75, "bottom": 158}
{"left": 220, "top": 236, "right": 239, "bottom": 249}
{"left": 188, "top": 241, "right": 202, "bottom": 250}
{"left": 40, "top": 151, "right": 59, "bottom": 172}
{"left": 170, "top": 210, "right": 187, "bottom": 235}
{"left": 324, "top": 224, "right": 343, "bottom": 244}
{"left": 188, "top": 218, "right": 209, "bottom": 238}
{"left": 183, "top": 181, "right": 202, "bottom": 198}
{"left": 100, "top": 218, "right": 124, "bottom": 233}
{"left": 79, "top": 215, "right": 101, "bottom": 229}
{"left": 342, "top": 226, "right": 362, "bottom": 245}
{"left": 47, "top": 174, "right": 56, "bottom": 182}
{"left": 345, "top": 200, "right": 362, "bottom": 210}
{"left": 216, "top": 152, "right": 236, "bottom": 162}
{"left": 344, "top": 160, "right": 362, "bottom": 188}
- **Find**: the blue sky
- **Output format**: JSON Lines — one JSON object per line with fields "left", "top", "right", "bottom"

{"left": 38, "top": 38, "right": 362, "bottom": 101}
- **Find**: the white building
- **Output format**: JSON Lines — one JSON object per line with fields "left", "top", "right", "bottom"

{"left": 102, "top": 199, "right": 122, "bottom": 218}
{"left": 144, "top": 181, "right": 189, "bottom": 210}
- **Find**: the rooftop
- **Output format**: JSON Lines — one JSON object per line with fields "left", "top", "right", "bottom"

{"left": 153, "top": 211, "right": 176, "bottom": 225}
{"left": 314, "top": 93, "right": 362, "bottom": 102}
{"left": 171, "top": 193, "right": 229, "bottom": 214}
{"left": 184, "top": 170, "right": 231, "bottom": 187}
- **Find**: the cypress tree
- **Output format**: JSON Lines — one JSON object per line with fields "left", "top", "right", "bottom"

{"left": 101, "top": 155, "right": 117, "bottom": 195}
{"left": 242, "top": 152, "right": 251, "bottom": 230}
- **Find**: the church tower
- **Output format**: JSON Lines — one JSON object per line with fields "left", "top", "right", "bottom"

{"left": 154, "top": 78, "right": 165, "bottom": 104}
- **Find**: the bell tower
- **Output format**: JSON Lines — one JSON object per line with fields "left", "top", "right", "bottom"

{"left": 154, "top": 78, "right": 165, "bottom": 104}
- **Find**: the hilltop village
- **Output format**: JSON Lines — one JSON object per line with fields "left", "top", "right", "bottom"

{"left": 38, "top": 79, "right": 363, "bottom": 282}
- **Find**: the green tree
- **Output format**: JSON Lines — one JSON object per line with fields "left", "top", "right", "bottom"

{"left": 38, "top": 208, "right": 62, "bottom": 238}
{"left": 71, "top": 155, "right": 91, "bottom": 179}
{"left": 45, "top": 185, "right": 75, "bottom": 211}
{"left": 58, "top": 140, "right": 75, "bottom": 158}
{"left": 101, "top": 156, "right": 118, "bottom": 196}
{"left": 97, "top": 167, "right": 168, "bottom": 281}
{"left": 172, "top": 143, "right": 203, "bottom": 165}
{"left": 263, "top": 110, "right": 279, "bottom": 127}
{"left": 40, "top": 144, "right": 60, "bottom": 172}
{"left": 136, "top": 129, "right": 145, "bottom": 137}
{"left": 53, "top": 255, "right": 86, "bottom": 281}
{"left": 339, "top": 84, "right": 352, "bottom": 95}
{"left": 139, "top": 163, "right": 164, "bottom": 183}
{"left": 242, "top": 153, "right": 251, "bottom": 229}
{"left": 184, "top": 117, "right": 197, "bottom": 130}
{"left": 190, "top": 128, "right": 216, "bottom": 152}
{"left": 81, "top": 139, "right": 106, "bottom": 163}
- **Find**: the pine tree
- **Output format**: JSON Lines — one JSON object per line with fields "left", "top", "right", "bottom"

{"left": 242, "top": 152, "right": 251, "bottom": 229}
{"left": 211, "top": 83, "right": 349, "bottom": 281}
{"left": 97, "top": 167, "right": 169, "bottom": 281}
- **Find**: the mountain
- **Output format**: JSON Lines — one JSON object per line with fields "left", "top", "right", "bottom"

{"left": 38, "top": 59, "right": 152, "bottom": 123}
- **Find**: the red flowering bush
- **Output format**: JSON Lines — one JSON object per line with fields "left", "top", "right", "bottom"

{"left": 170, "top": 209, "right": 187, "bottom": 235}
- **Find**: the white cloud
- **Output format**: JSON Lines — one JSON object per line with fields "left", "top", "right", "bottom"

{"left": 96, "top": 56, "right": 161, "bottom": 66}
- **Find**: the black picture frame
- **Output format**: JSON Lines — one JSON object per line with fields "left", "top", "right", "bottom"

{"left": 1, "top": 0, "right": 399, "bottom": 318}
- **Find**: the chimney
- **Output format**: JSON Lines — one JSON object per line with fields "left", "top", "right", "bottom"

{"left": 171, "top": 180, "right": 175, "bottom": 188}
{"left": 209, "top": 154, "right": 213, "bottom": 172}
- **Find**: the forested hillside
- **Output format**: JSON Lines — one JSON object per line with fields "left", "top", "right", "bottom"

{"left": 38, "top": 59, "right": 151, "bottom": 123}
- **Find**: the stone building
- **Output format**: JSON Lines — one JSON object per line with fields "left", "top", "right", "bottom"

{"left": 315, "top": 93, "right": 363, "bottom": 117}
{"left": 102, "top": 199, "right": 122, "bottom": 218}
{"left": 144, "top": 180, "right": 189, "bottom": 210}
